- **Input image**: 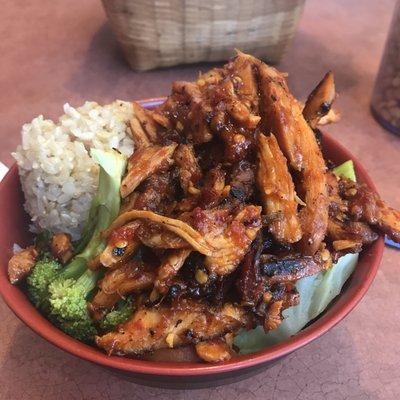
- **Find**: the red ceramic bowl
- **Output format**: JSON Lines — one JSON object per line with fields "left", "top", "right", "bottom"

{"left": 0, "top": 99, "right": 384, "bottom": 389}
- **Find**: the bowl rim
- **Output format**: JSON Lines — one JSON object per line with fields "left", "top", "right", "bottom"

{"left": 0, "top": 98, "right": 384, "bottom": 377}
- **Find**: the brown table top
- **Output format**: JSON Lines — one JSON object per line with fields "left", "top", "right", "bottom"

{"left": 1, "top": 0, "right": 400, "bottom": 399}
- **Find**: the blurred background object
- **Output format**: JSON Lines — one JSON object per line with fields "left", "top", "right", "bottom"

{"left": 371, "top": 0, "right": 400, "bottom": 135}
{"left": 101, "top": 0, "right": 305, "bottom": 70}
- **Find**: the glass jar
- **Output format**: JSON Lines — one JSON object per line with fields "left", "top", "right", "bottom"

{"left": 371, "top": 1, "right": 400, "bottom": 136}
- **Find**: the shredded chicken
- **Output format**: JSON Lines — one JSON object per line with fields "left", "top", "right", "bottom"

{"left": 173, "top": 144, "right": 203, "bottom": 194}
{"left": 203, "top": 205, "right": 262, "bottom": 275}
{"left": 318, "top": 108, "right": 341, "bottom": 125}
{"left": 136, "top": 222, "right": 190, "bottom": 249}
{"left": 340, "top": 179, "right": 400, "bottom": 242}
{"left": 104, "top": 206, "right": 261, "bottom": 276}
{"left": 130, "top": 171, "right": 175, "bottom": 214}
{"left": 129, "top": 115, "right": 151, "bottom": 150}
{"left": 327, "top": 219, "right": 378, "bottom": 245}
{"left": 196, "top": 165, "right": 227, "bottom": 209}
{"left": 160, "top": 81, "right": 215, "bottom": 144}
{"left": 155, "top": 249, "right": 192, "bottom": 294}
{"left": 257, "top": 133, "right": 302, "bottom": 243}
{"left": 103, "top": 210, "right": 217, "bottom": 255}
{"left": 132, "top": 102, "right": 160, "bottom": 143}
{"left": 88, "top": 260, "right": 156, "bottom": 320}
{"left": 264, "top": 300, "right": 284, "bottom": 331}
{"left": 240, "top": 51, "right": 328, "bottom": 255}
{"left": 121, "top": 143, "right": 177, "bottom": 198}
{"left": 96, "top": 299, "right": 249, "bottom": 355}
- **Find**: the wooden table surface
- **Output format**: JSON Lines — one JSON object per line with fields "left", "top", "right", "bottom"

{"left": 1, "top": 0, "right": 400, "bottom": 399}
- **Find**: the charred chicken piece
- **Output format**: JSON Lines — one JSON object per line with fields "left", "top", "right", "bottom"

{"left": 196, "top": 165, "right": 227, "bottom": 209}
{"left": 132, "top": 102, "right": 160, "bottom": 143}
{"left": 173, "top": 144, "right": 203, "bottom": 195}
{"left": 8, "top": 246, "right": 38, "bottom": 284}
{"left": 203, "top": 205, "right": 262, "bottom": 276}
{"left": 154, "top": 249, "right": 192, "bottom": 295}
{"left": 179, "top": 205, "right": 262, "bottom": 276}
{"left": 161, "top": 81, "right": 215, "bottom": 144}
{"left": 340, "top": 179, "right": 400, "bottom": 243}
{"left": 136, "top": 222, "right": 190, "bottom": 249}
{"left": 129, "top": 115, "right": 151, "bottom": 150}
{"left": 229, "top": 160, "right": 255, "bottom": 203}
{"left": 195, "top": 337, "right": 233, "bottom": 363}
{"left": 303, "top": 71, "right": 336, "bottom": 129}
{"left": 226, "top": 54, "right": 260, "bottom": 113}
{"left": 50, "top": 233, "right": 73, "bottom": 264}
{"left": 99, "top": 222, "right": 141, "bottom": 269}
{"left": 121, "top": 143, "right": 177, "bottom": 198}
{"left": 264, "top": 300, "right": 284, "bottom": 331}
{"left": 259, "top": 253, "right": 325, "bottom": 284}
{"left": 236, "top": 233, "right": 264, "bottom": 306}
{"left": 88, "top": 260, "right": 156, "bottom": 320}
{"left": 96, "top": 299, "right": 249, "bottom": 356}
{"left": 217, "top": 62, "right": 260, "bottom": 129}
{"left": 131, "top": 171, "right": 176, "bottom": 213}
{"left": 243, "top": 51, "right": 328, "bottom": 255}
{"left": 257, "top": 133, "right": 302, "bottom": 243}
{"left": 255, "top": 282, "right": 299, "bottom": 332}
{"left": 327, "top": 219, "right": 378, "bottom": 246}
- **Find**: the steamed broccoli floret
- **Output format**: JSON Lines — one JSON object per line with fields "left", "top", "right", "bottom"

{"left": 26, "top": 253, "right": 62, "bottom": 312}
{"left": 99, "top": 298, "right": 134, "bottom": 332}
{"left": 49, "top": 269, "right": 100, "bottom": 321}
{"left": 45, "top": 148, "right": 127, "bottom": 343}
{"left": 48, "top": 268, "right": 100, "bottom": 344}
{"left": 56, "top": 316, "right": 98, "bottom": 343}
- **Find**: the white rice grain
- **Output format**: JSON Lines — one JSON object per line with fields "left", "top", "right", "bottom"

{"left": 12, "top": 100, "right": 134, "bottom": 240}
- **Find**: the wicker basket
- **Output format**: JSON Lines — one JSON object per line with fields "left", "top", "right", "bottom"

{"left": 101, "top": 0, "right": 305, "bottom": 71}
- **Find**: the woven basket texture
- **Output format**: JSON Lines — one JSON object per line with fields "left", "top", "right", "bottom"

{"left": 102, "top": 0, "right": 305, "bottom": 70}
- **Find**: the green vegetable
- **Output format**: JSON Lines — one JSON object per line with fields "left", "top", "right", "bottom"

{"left": 47, "top": 148, "right": 126, "bottom": 342}
{"left": 235, "top": 159, "right": 359, "bottom": 354}
{"left": 34, "top": 230, "right": 52, "bottom": 251}
{"left": 26, "top": 148, "right": 126, "bottom": 343}
{"left": 57, "top": 318, "right": 98, "bottom": 343}
{"left": 26, "top": 253, "right": 62, "bottom": 312}
{"left": 332, "top": 160, "right": 356, "bottom": 182}
{"left": 99, "top": 298, "right": 134, "bottom": 332}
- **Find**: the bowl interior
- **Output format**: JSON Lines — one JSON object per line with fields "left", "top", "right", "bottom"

{"left": 0, "top": 99, "right": 384, "bottom": 377}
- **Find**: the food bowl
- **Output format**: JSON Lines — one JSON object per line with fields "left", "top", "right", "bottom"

{"left": 0, "top": 99, "right": 384, "bottom": 389}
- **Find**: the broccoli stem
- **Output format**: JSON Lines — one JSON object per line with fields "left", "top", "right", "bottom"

{"left": 76, "top": 269, "right": 101, "bottom": 298}
{"left": 56, "top": 151, "right": 126, "bottom": 280}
